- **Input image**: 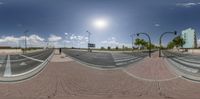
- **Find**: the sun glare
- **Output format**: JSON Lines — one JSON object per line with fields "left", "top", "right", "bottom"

{"left": 93, "top": 19, "right": 108, "bottom": 29}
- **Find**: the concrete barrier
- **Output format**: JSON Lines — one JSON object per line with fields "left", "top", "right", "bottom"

{"left": 0, "top": 49, "right": 22, "bottom": 55}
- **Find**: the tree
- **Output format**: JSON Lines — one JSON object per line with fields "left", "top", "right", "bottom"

{"left": 167, "top": 41, "right": 175, "bottom": 49}
{"left": 134, "top": 38, "right": 149, "bottom": 49}
{"left": 107, "top": 46, "right": 111, "bottom": 50}
{"left": 100, "top": 47, "right": 105, "bottom": 50}
{"left": 134, "top": 38, "right": 141, "bottom": 47}
{"left": 173, "top": 36, "right": 185, "bottom": 48}
{"left": 167, "top": 36, "right": 185, "bottom": 50}
{"left": 134, "top": 38, "right": 143, "bottom": 49}
{"left": 115, "top": 46, "right": 119, "bottom": 50}
{"left": 125, "top": 47, "right": 128, "bottom": 50}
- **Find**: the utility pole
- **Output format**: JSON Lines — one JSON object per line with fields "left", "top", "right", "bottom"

{"left": 86, "top": 31, "right": 91, "bottom": 52}
{"left": 130, "top": 33, "right": 134, "bottom": 54}
{"left": 24, "top": 30, "right": 29, "bottom": 54}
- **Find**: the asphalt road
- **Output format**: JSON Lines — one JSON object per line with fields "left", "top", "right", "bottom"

{"left": 63, "top": 49, "right": 149, "bottom": 68}
{"left": 63, "top": 49, "right": 115, "bottom": 66}
{"left": 0, "top": 49, "right": 53, "bottom": 81}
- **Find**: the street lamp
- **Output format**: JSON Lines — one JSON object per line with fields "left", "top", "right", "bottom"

{"left": 86, "top": 30, "right": 91, "bottom": 52}
{"left": 24, "top": 30, "right": 29, "bottom": 54}
{"left": 43, "top": 40, "right": 49, "bottom": 50}
{"left": 159, "top": 31, "right": 177, "bottom": 57}
{"left": 130, "top": 33, "right": 134, "bottom": 53}
{"left": 136, "top": 32, "right": 151, "bottom": 57}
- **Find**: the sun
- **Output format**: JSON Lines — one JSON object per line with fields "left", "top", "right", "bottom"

{"left": 93, "top": 19, "right": 108, "bottom": 29}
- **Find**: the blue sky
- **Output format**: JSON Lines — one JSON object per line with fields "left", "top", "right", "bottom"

{"left": 0, "top": 0, "right": 200, "bottom": 48}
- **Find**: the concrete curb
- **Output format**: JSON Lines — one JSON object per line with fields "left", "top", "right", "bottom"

{"left": 164, "top": 57, "right": 200, "bottom": 83}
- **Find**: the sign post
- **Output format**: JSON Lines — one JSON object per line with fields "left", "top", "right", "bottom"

{"left": 88, "top": 43, "right": 95, "bottom": 52}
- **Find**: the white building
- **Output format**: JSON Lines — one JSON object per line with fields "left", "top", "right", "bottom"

{"left": 181, "top": 28, "right": 197, "bottom": 48}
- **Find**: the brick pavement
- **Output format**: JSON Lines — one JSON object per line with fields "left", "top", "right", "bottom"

{"left": 0, "top": 51, "right": 199, "bottom": 99}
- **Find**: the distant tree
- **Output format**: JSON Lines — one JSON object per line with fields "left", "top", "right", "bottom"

{"left": 125, "top": 47, "right": 128, "bottom": 50}
{"left": 115, "top": 46, "right": 119, "bottom": 50}
{"left": 107, "top": 46, "right": 111, "bottom": 50}
{"left": 100, "top": 47, "right": 105, "bottom": 50}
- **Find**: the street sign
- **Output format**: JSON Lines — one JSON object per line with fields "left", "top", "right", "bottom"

{"left": 88, "top": 43, "right": 95, "bottom": 47}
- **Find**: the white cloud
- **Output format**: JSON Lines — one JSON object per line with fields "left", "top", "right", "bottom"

{"left": 154, "top": 24, "right": 160, "bottom": 27}
{"left": 100, "top": 37, "right": 131, "bottom": 48}
{"left": 64, "top": 33, "right": 69, "bottom": 36}
{"left": 48, "top": 34, "right": 62, "bottom": 42}
{"left": 0, "top": 34, "right": 45, "bottom": 47}
{"left": 69, "top": 34, "right": 88, "bottom": 42}
{"left": 0, "top": 36, "right": 19, "bottom": 43}
{"left": 176, "top": 2, "right": 200, "bottom": 8}
{"left": 28, "top": 34, "right": 45, "bottom": 43}
{"left": 62, "top": 33, "right": 88, "bottom": 48}
{"left": 0, "top": 2, "right": 4, "bottom": 5}
{"left": 101, "top": 37, "right": 119, "bottom": 46}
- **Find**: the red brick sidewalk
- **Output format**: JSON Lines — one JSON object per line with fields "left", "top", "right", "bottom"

{"left": 124, "top": 51, "right": 179, "bottom": 81}
{"left": 0, "top": 52, "right": 200, "bottom": 99}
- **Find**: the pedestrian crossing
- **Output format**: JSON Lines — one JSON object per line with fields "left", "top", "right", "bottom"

{"left": 112, "top": 53, "right": 147, "bottom": 66}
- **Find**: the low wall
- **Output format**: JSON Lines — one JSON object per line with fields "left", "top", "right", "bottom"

{"left": 0, "top": 49, "right": 22, "bottom": 55}
{"left": 187, "top": 49, "right": 200, "bottom": 54}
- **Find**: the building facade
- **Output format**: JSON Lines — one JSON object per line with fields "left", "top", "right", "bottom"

{"left": 181, "top": 28, "right": 197, "bottom": 48}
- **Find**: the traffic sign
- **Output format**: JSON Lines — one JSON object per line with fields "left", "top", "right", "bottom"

{"left": 88, "top": 43, "right": 95, "bottom": 47}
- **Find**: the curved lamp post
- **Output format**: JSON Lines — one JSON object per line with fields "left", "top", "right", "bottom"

{"left": 136, "top": 33, "right": 151, "bottom": 57}
{"left": 159, "top": 31, "right": 177, "bottom": 57}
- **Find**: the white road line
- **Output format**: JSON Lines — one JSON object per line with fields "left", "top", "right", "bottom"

{"left": 20, "top": 54, "right": 44, "bottom": 63}
{"left": 4, "top": 55, "right": 12, "bottom": 77}
{"left": 123, "top": 69, "right": 180, "bottom": 82}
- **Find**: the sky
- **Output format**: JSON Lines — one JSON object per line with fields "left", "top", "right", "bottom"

{"left": 0, "top": 0, "right": 200, "bottom": 48}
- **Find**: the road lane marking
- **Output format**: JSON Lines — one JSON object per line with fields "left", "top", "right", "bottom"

{"left": 123, "top": 69, "right": 180, "bottom": 82}
{"left": 4, "top": 55, "right": 12, "bottom": 77}
{"left": 10, "top": 50, "right": 54, "bottom": 77}
{"left": 20, "top": 54, "right": 44, "bottom": 63}
{"left": 20, "top": 62, "right": 27, "bottom": 66}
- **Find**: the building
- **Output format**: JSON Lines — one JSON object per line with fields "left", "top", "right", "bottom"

{"left": 181, "top": 28, "right": 197, "bottom": 48}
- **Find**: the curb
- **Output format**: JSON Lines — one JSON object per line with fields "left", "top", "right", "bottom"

{"left": 164, "top": 56, "right": 200, "bottom": 83}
